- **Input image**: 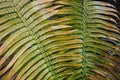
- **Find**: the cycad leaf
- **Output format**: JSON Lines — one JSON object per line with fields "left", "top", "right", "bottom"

{"left": 0, "top": 0, "right": 120, "bottom": 80}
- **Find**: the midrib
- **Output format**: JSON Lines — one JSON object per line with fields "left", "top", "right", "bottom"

{"left": 80, "top": 0, "right": 90, "bottom": 79}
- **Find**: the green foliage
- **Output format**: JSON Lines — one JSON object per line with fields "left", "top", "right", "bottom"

{"left": 0, "top": 0, "right": 120, "bottom": 80}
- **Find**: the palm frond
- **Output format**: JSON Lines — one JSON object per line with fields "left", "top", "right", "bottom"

{"left": 0, "top": 0, "right": 120, "bottom": 80}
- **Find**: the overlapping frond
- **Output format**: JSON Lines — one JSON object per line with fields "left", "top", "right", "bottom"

{"left": 0, "top": 0, "right": 120, "bottom": 80}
